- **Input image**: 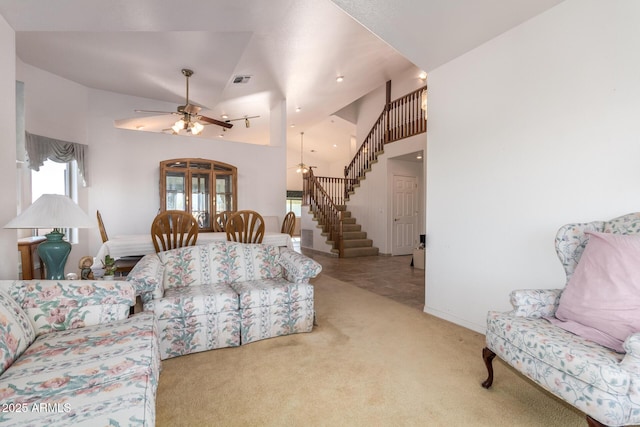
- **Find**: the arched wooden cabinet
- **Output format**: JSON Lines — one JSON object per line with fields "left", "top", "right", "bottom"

{"left": 160, "top": 158, "right": 237, "bottom": 231}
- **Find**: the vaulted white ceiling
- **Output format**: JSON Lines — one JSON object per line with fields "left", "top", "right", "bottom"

{"left": 0, "top": 0, "right": 564, "bottom": 164}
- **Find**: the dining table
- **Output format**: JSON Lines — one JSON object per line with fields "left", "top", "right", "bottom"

{"left": 93, "top": 231, "right": 293, "bottom": 267}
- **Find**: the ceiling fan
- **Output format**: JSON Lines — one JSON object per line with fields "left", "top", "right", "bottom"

{"left": 135, "top": 68, "right": 233, "bottom": 135}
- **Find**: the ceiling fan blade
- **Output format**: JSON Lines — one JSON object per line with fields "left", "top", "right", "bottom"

{"left": 199, "top": 115, "right": 233, "bottom": 129}
{"left": 135, "top": 109, "right": 179, "bottom": 115}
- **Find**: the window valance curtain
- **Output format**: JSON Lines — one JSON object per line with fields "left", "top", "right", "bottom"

{"left": 25, "top": 132, "right": 88, "bottom": 186}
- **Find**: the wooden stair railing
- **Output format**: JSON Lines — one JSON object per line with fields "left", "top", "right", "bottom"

{"left": 309, "top": 175, "right": 358, "bottom": 206}
{"left": 303, "top": 169, "right": 345, "bottom": 257}
{"left": 302, "top": 83, "right": 427, "bottom": 257}
{"left": 345, "top": 84, "right": 427, "bottom": 196}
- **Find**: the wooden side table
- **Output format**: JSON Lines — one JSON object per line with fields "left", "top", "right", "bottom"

{"left": 18, "top": 236, "right": 46, "bottom": 280}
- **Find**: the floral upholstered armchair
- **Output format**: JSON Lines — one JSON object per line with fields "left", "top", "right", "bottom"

{"left": 482, "top": 213, "right": 640, "bottom": 427}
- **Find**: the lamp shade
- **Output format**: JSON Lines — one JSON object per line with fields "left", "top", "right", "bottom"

{"left": 4, "top": 194, "right": 94, "bottom": 229}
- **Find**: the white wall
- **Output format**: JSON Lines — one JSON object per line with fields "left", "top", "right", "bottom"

{"left": 426, "top": 0, "right": 640, "bottom": 332}
{"left": 0, "top": 16, "right": 18, "bottom": 279}
{"left": 17, "top": 61, "right": 92, "bottom": 274}
{"left": 15, "top": 62, "right": 286, "bottom": 273}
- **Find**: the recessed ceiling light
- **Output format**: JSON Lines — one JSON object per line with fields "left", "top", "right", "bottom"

{"left": 418, "top": 71, "right": 427, "bottom": 80}
{"left": 290, "top": 124, "right": 296, "bottom": 128}
{"left": 136, "top": 125, "right": 145, "bottom": 130}
{"left": 336, "top": 75, "right": 344, "bottom": 83}
{"left": 221, "top": 114, "right": 229, "bottom": 120}
{"left": 417, "top": 155, "right": 423, "bottom": 159}
{"left": 333, "top": 144, "right": 337, "bottom": 148}
{"left": 295, "top": 107, "right": 301, "bottom": 112}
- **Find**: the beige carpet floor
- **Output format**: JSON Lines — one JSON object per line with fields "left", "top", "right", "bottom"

{"left": 156, "top": 275, "right": 585, "bottom": 426}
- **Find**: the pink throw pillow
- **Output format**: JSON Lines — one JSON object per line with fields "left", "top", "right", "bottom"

{"left": 551, "top": 231, "right": 640, "bottom": 353}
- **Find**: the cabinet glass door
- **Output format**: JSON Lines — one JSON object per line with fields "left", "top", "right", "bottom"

{"left": 191, "top": 173, "right": 210, "bottom": 228}
{"left": 166, "top": 172, "right": 186, "bottom": 210}
{"left": 216, "top": 175, "right": 233, "bottom": 213}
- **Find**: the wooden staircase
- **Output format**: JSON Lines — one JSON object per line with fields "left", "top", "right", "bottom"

{"left": 322, "top": 206, "right": 379, "bottom": 257}
{"left": 302, "top": 81, "right": 426, "bottom": 258}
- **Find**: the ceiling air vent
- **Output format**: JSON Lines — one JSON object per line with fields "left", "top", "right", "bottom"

{"left": 232, "top": 75, "right": 252, "bottom": 84}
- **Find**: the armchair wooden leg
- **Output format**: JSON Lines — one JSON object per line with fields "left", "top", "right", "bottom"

{"left": 481, "top": 347, "right": 496, "bottom": 389}
{"left": 586, "top": 416, "right": 609, "bottom": 427}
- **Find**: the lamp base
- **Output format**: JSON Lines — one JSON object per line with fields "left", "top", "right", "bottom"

{"left": 37, "top": 230, "right": 71, "bottom": 280}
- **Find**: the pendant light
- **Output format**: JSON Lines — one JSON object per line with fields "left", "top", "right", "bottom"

{"left": 296, "top": 132, "right": 309, "bottom": 174}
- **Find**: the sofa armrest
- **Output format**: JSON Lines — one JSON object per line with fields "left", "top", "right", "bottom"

{"left": 126, "top": 253, "right": 165, "bottom": 302}
{"left": 508, "top": 288, "right": 563, "bottom": 318}
{"left": 620, "top": 334, "right": 640, "bottom": 374}
{"left": 278, "top": 248, "right": 322, "bottom": 283}
{"left": 9, "top": 279, "right": 135, "bottom": 336}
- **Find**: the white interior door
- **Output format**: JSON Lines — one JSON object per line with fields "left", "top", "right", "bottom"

{"left": 392, "top": 175, "right": 418, "bottom": 255}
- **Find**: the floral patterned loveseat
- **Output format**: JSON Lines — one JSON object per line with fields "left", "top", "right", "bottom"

{"left": 0, "top": 279, "right": 159, "bottom": 427}
{"left": 482, "top": 213, "right": 640, "bottom": 427}
{"left": 127, "top": 240, "right": 322, "bottom": 360}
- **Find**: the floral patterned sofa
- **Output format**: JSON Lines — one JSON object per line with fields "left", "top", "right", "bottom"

{"left": 127, "top": 240, "right": 322, "bottom": 360}
{"left": 482, "top": 213, "right": 640, "bottom": 427}
{"left": 0, "top": 279, "right": 159, "bottom": 427}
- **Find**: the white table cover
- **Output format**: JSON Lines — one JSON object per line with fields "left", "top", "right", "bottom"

{"left": 94, "top": 232, "right": 293, "bottom": 266}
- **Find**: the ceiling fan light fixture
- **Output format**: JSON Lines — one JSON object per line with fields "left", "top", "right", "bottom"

{"left": 172, "top": 119, "right": 185, "bottom": 134}
{"left": 190, "top": 121, "right": 204, "bottom": 135}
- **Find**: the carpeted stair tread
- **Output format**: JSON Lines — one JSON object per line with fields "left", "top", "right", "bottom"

{"left": 341, "top": 224, "right": 361, "bottom": 232}
{"left": 342, "top": 231, "right": 368, "bottom": 240}
{"left": 341, "top": 239, "right": 374, "bottom": 248}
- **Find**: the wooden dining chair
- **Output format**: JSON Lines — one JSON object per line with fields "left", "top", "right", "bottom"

{"left": 281, "top": 211, "right": 296, "bottom": 237}
{"left": 151, "top": 210, "right": 199, "bottom": 253}
{"left": 97, "top": 210, "right": 109, "bottom": 243}
{"left": 225, "top": 210, "right": 265, "bottom": 243}
{"left": 213, "top": 211, "right": 233, "bottom": 232}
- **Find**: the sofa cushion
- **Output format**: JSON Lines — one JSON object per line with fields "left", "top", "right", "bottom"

{"left": 230, "top": 278, "right": 314, "bottom": 309}
{"left": 9, "top": 280, "right": 134, "bottom": 336}
{"left": 158, "top": 244, "right": 213, "bottom": 289}
{"left": 154, "top": 310, "right": 241, "bottom": 359}
{"left": 226, "top": 243, "right": 283, "bottom": 283}
{"left": 487, "top": 311, "right": 629, "bottom": 396}
{"left": 230, "top": 278, "right": 314, "bottom": 344}
{"left": 144, "top": 283, "right": 239, "bottom": 319}
{"left": 0, "top": 291, "right": 35, "bottom": 376}
{"left": 551, "top": 232, "right": 640, "bottom": 353}
{"left": 0, "top": 312, "right": 159, "bottom": 426}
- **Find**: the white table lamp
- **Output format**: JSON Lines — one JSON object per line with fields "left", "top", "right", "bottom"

{"left": 5, "top": 194, "right": 94, "bottom": 279}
